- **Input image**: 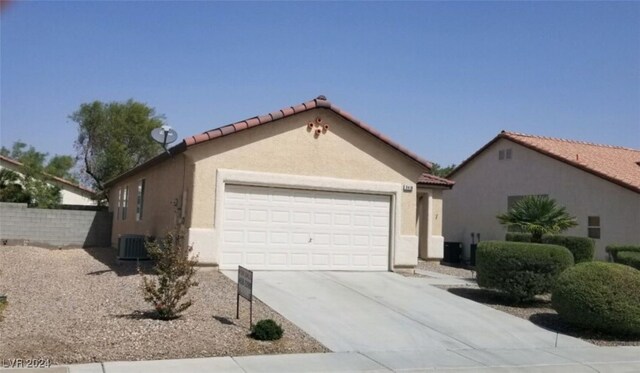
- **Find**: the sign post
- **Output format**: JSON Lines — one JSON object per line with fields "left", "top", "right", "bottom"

{"left": 236, "top": 266, "right": 253, "bottom": 328}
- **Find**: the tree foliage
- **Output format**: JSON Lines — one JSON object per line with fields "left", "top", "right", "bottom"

{"left": 497, "top": 195, "right": 578, "bottom": 243}
{"left": 1, "top": 141, "right": 76, "bottom": 181}
{"left": 70, "top": 100, "right": 164, "bottom": 199}
{"left": 430, "top": 163, "right": 456, "bottom": 178}
{"left": 0, "top": 141, "right": 71, "bottom": 208}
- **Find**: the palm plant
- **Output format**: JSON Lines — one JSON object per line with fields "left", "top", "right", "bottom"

{"left": 497, "top": 195, "right": 578, "bottom": 243}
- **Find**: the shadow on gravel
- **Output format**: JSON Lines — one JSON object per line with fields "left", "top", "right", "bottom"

{"left": 446, "top": 287, "right": 552, "bottom": 309}
{"left": 529, "top": 312, "right": 640, "bottom": 344}
{"left": 213, "top": 315, "right": 236, "bottom": 325}
{"left": 83, "top": 247, "right": 154, "bottom": 277}
{"left": 115, "top": 310, "right": 181, "bottom": 321}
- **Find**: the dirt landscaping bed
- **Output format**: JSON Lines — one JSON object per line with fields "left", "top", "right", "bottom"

{"left": 439, "top": 285, "right": 640, "bottom": 347}
{"left": 0, "top": 246, "right": 328, "bottom": 364}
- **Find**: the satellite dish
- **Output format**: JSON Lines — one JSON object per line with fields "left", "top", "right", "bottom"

{"left": 151, "top": 125, "right": 178, "bottom": 152}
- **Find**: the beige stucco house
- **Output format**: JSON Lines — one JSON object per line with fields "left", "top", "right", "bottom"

{"left": 0, "top": 155, "right": 96, "bottom": 206}
{"left": 104, "top": 96, "right": 453, "bottom": 271}
{"left": 443, "top": 131, "right": 640, "bottom": 260}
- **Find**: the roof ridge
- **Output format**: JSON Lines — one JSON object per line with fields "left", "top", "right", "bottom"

{"left": 501, "top": 130, "right": 640, "bottom": 152}
{"left": 185, "top": 96, "right": 432, "bottom": 168}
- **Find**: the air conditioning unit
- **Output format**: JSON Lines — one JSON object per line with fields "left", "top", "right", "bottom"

{"left": 118, "top": 234, "right": 149, "bottom": 260}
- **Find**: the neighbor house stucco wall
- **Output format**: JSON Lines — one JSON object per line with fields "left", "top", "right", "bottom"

{"left": 443, "top": 138, "right": 640, "bottom": 260}
{"left": 108, "top": 155, "right": 189, "bottom": 247}
{"left": 59, "top": 188, "right": 95, "bottom": 206}
{"left": 185, "top": 108, "right": 430, "bottom": 267}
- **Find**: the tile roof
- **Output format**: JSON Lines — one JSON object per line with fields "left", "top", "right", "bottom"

{"left": 417, "top": 173, "right": 455, "bottom": 188}
{"left": 106, "top": 96, "right": 433, "bottom": 186}
{"left": 0, "top": 155, "right": 96, "bottom": 195}
{"left": 184, "top": 96, "right": 432, "bottom": 169}
{"left": 448, "top": 131, "right": 640, "bottom": 194}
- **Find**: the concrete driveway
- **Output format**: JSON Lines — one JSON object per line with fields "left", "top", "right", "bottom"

{"left": 224, "top": 271, "right": 589, "bottom": 354}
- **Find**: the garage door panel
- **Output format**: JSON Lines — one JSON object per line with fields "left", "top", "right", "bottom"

{"left": 220, "top": 184, "right": 390, "bottom": 271}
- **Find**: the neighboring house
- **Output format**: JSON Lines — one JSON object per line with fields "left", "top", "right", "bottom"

{"left": 0, "top": 155, "right": 97, "bottom": 206}
{"left": 443, "top": 131, "right": 640, "bottom": 260}
{"left": 105, "top": 96, "right": 453, "bottom": 271}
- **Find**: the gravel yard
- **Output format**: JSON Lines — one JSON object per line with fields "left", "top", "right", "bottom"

{"left": 416, "top": 259, "right": 476, "bottom": 280}
{"left": 0, "top": 246, "right": 327, "bottom": 364}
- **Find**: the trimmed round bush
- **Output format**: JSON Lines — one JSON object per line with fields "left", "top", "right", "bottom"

{"left": 617, "top": 251, "right": 640, "bottom": 270}
{"left": 541, "top": 235, "right": 594, "bottom": 263}
{"left": 552, "top": 262, "right": 640, "bottom": 336}
{"left": 476, "top": 241, "right": 574, "bottom": 302}
{"left": 606, "top": 245, "right": 640, "bottom": 261}
{"left": 251, "top": 319, "right": 284, "bottom": 341}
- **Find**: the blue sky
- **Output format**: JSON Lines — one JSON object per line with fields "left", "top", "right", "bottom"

{"left": 1, "top": 1, "right": 639, "bottom": 168}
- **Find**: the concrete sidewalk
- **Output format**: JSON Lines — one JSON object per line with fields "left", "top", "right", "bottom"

{"left": 4, "top": 347, "right": 640, "bottom": 372}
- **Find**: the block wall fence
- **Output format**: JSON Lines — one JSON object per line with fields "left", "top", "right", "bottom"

{"left": 0, "top": 202, "right": 112, "bottom": 247}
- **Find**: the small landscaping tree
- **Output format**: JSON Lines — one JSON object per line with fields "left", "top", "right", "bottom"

{"left": 497, "top": 195, "right": 578, "bottom": 243}
{"left": 139, "top": 229, "right": 199, "bottom": 320}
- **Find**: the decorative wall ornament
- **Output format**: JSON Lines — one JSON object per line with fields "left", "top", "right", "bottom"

{"left": 307, "top": 117, "right": 329, "bottom": 138}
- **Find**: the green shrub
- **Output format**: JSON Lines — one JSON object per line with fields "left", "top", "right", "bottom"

{"left": 476, "top": 241, "right": 574, "bottom": 302}
{"left": 617, "top": 251, "right": 640, "bottom": 270}
{"left": 505, "top": 232, "right": 532, "bottom": 242}
{"left": 541, "top": 235, "right": 594, "bottom": 264}
{"left": 139, "top": 229, "right": 199, "bottom": 320}
{"left": 606, "top": 245, "right": 640, "bottom": 261}
{"left": 251, "top": 319, "right": 284, "bottom": 341}
{"left": 552, "top": 262, "right": 640, "bottom": 336}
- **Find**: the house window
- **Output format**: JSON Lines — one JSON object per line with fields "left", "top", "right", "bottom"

{"left": 136, "top": 179, "right": 145, "bottom": 221}
{"left": 122, "top": 185, "right": 128, "bottom": 220}
{"left": 499, "top": 149, "right": 512, "bottom": 160}
{"left": 588, "top": 216, "right": 600, "bottom": 239}
{"left": 117, "top": 188, "right": 123, "bottom": 220}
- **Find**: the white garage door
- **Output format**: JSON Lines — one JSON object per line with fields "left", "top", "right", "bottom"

{"left": 220, "top": 184, "right": 391, "bottom": 271}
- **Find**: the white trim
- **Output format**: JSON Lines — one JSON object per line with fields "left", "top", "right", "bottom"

{"left": 213, "top": 169, "right": 405, "bottom": 271}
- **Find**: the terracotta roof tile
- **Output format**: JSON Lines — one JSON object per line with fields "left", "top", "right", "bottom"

{"left": 233, "top": 121, "right": 248, "bottom": 131}
{"left": 417, "top": 173, "right": 455, "bottom": 187}
{"left": 245, "top": 118, "right": 260, "bottom": 128}
{"left": 257, "top": 114, "right": 272, "bottom": 124}
{"left": 219, "top": 125, "right": 235, "bottom": 136}
{"left": 449, "top": 131, "right": 640, "bottom": 194}
{"left": 269, "top": 110, "right": 284, "bottom": 121}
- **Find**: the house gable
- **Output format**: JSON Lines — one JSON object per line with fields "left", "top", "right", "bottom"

{"left": 448, "top": 131, "right": 640, "bottom": 194}
{"left": 186, "top": 108, "right": 427, "bottom": 234}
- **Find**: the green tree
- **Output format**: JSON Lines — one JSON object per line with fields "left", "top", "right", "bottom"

{"left": 430, "top": 163, "right": 456, "bottom": 177}
{"left": 70, "top": 99, "right": 164, "bottom": 200}
{"left": 0, "top": 141, "right": 72, "bottom": 208}
{"left": 497, "top": 195, "right": 578, "bottom": 243}
{"left": 0, "top": 169, "right": 30, "bottom": 203}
